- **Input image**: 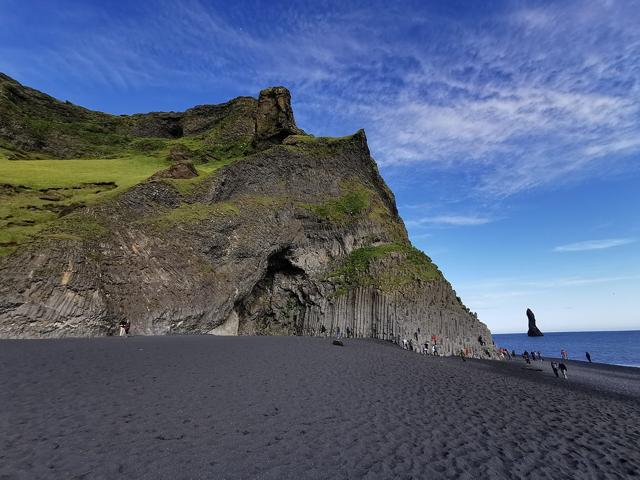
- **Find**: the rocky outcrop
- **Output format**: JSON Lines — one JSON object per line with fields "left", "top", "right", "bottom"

{"left": 254, "top": 86, "right": 303, "bottom": 147}
{"left": 527, "top": 308, "right": 544, "bottom": 336}
{"left": 148, "top": 161, "right": 198, "bottom": 180}
{"left": 0, "top": 77, "right": 494, "bottom": 358}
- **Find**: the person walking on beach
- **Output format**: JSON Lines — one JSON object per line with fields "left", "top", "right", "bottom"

{"left": 551, "top": 361, "right": 559, "bottom": 378}
{"left": 559, "top": 363, "right": 568, "bottom": 379}
{"left": 336, "top": 326, "right": 341, "bottom": 339}
{"left": 119, "top": 320, "right": 127, "bottom": 337}
{"left": 586, "top": 352, "right": 592, "bottom": 363}
{"left": 423, "top": 342, "right": 429, "bottom": 355}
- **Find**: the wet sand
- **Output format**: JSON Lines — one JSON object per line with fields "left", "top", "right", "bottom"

{"left": 1, "top": 336, "right": 639, "bottom": 479}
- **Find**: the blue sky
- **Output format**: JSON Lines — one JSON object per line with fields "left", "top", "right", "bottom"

{"left": 1, "top": 0, "right": 638, "bottom": 333}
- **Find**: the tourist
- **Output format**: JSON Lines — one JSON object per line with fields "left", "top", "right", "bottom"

{"left": 336, "top": 326, "right": 341, "bottom": 339}
{"left": 402, "top": 338, "right": 408, "bottom": 350}
{"left": 551, "top": 361, "right": 559, "bottom": 378}
{"left": 346, "top": 325, "right": 352, "bottom": 338}
{"left": 586, "top": 352, "right": 592, "bottom": 363}
{"left": 559, "top": 363, "right": 568, "bottom": 379}
{"left": 459, "top": 349, "right": 466, "bottom": 362}
{"left": 423, "top": 342, "right": 429, "bottom": 355}
{"left": 124, "top": 321, "right": 131, "bottom": 336}
{"left": 523, "top": 351, "right": 530, "bottom": 364}
{"left": 511, "top": 350, "right": 516, "bottom": 358}
{"left": 320, "top": 325, "right": 326, "bottom": 337}
{"left": 119, "top": 320, "right": 127, "bottom": 337}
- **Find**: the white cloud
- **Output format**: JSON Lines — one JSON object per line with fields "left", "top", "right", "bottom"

{"left": 2, "top": 0, "right": 639, "bottom": 200}
{"left": 553, "top": 238, "right": 636, "bottom": 252}
{"left": 407, "top": 215, "right": 491, "bottom": 227}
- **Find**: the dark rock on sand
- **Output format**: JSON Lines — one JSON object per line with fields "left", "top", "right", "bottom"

{"left": 332, "top": 340, "right": 344, "bottom": 346}
{"left": 527, "top": 308, "right": 544, "bottom": 336}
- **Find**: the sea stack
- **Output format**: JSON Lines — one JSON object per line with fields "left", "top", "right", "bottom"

{"left": 526, "top": 308, "right": 544, "bottom": 336}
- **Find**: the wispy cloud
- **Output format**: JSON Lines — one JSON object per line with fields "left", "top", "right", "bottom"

{"left": 553, "top": 238, "right": 636, "bottom": 252}
{"left": 1, "top": 0, "right": 639, "bottom": 200}
{"left": 460, "top": 274, "right": 640, "bottom": 309}
{"left": 407, "top": 215, "right": 491, "bottom": 227}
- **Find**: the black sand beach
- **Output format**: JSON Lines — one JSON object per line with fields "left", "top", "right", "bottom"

{"left": 1, "top": 336, "right": 639, "bottom": 479}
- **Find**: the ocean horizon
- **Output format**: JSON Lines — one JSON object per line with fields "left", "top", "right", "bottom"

{"left": 493, "top": 330, "right": 640, "bottom": 368}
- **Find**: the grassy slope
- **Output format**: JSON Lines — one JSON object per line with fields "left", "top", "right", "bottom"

{"left": 328, "top": 243, "right": 442, "bottom": 294}
{"left": 0, "top": 136, "right": 241, "bottom": 256}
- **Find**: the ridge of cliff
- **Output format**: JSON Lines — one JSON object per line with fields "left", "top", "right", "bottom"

{"left": 0, "top": 73, "right": 493, "bottom": 357}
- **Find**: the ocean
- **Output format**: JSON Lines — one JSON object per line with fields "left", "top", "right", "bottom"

{"left": 493, "top": 330, "right": 640, "bottom": 368}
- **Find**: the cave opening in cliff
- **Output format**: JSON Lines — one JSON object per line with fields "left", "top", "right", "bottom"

{"left": 235, "top": 247, "right": 307, "bottom": 335}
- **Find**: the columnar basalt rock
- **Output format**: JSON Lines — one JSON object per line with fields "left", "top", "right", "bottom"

{"left": 0, "top": 75, "right": 494, "bottom": 357}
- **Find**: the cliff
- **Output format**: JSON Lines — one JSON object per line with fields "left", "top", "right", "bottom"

{"left": 0, "top": 73, "right": 493, "bottom": 357}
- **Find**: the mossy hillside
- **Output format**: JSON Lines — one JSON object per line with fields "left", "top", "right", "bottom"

{"left": 42, "top": 213, "right": 109, "bottom": 242}
{"left": 301, "top": 179, "right": 406, "bottom": 242}
{"left": 282, "top": 133, "right": 358, "bottom": 158}
{"left": 140, "top": 202, "right": 240, "bottom": 232}
{"left": 203, "top": 106, "right": 255, "bottom": 161}
{"left": 0, "top": 78, "right": 128, "bottom": 158}
{"left": 329, "top": 243, "right": 441, "bottom": 294}
{"left": 303, "top": 182, "right": 371, "bottom": 223}
{"left": 0, "top": 154, "right": 171, "bottom": 256}
{"left": 0, "top": 74, "right": 259, "bottom": 160}
{"left": 0, "top": 134, "right": 250, "bottom": 256}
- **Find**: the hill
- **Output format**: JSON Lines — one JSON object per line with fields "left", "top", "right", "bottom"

{"left": 0, "top": 73, "right": 492, "bottom": 356}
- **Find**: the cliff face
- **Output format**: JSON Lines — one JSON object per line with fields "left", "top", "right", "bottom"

{"left": 0, "top": 74, "right": 493, "bottom": 357}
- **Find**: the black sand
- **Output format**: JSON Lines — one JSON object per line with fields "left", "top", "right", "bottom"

{"left": 1, "top": 336, "right": 639, "bottom": 479}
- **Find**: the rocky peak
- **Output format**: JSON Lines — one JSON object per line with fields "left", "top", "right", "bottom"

{"left": 526, "top": 308, "right": 544, "bottom": 336}
{"left": 254, "top": 86, "right": 303, "bottom": 147}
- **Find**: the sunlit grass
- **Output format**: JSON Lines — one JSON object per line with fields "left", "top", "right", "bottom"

{"left": 0, "top": 154, "right": 171, "bottom": 255}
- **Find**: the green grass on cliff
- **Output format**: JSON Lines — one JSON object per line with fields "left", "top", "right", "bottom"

{"left": 329, "top": 243, "right": 441, "bottom": 295}
{"left": 303, "top": 183, "right": 371, "bottom": 223}
{"left": 0, "top": 138, "right": 245, "bottom": 256}
{"left": 140, "top": 202, "right": 240, "bottom": 231}
{"left": 301, "top": 179, "right": 406, "bottom": 242}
